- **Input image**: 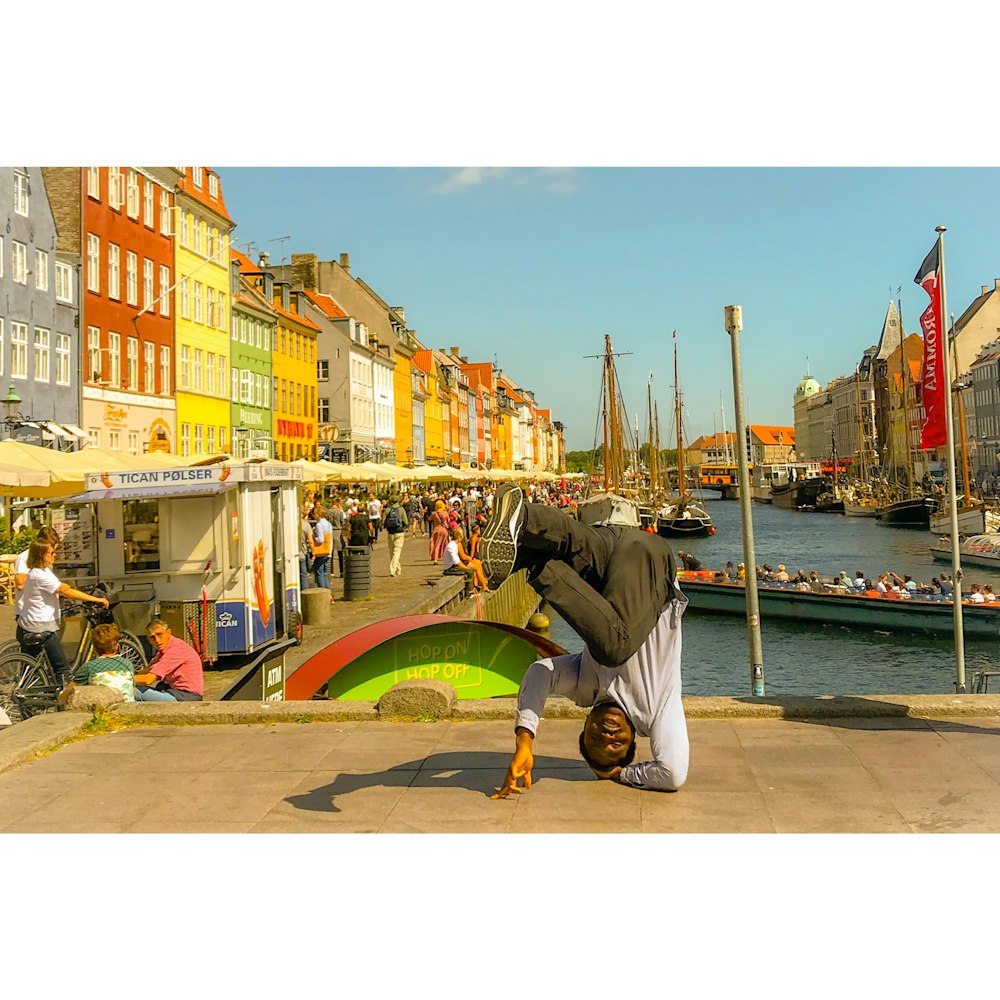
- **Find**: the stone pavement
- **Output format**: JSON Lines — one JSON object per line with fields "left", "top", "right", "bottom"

{"left": 5, "top": 709, "right": 1000, "bottom": 833}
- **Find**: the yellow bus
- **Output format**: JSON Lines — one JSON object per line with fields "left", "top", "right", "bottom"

{"left": 699, "top": 464, "right": 738, "bottom": 486}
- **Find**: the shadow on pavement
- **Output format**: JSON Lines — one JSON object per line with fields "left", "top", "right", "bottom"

{"left": 286, "top": 751, "right": 591, "bottom": 813}
{"left": 729, "top": 694, "right": 1000, "bottom": 737}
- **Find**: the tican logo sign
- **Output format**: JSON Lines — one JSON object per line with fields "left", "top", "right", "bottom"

{"left": 217, "top": 611, "right": 240, "bottom": 629}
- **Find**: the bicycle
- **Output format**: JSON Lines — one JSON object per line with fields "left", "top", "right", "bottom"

{"left": 0, "top": 585, "right": 148, "bottom": 724}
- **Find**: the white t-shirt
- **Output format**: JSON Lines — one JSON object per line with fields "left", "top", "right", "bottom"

{"left": 13, "top": 548, "right": 29, "bottom": 616}
{"left": 19, "top": 566, "right": 63, "bottom": 633}
{"left": 969, "top": 591, "right": 986, "bottom": 603}
{"left": 442, "top": 539, "right": 461, "bottom": 571}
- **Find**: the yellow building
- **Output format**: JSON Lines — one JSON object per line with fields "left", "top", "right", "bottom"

{"left": 272, "top": 281, "right": 319, "bottom": 461}
{"left": 173, "top": 167, "right": 234, "bottom": 457}
{"left": 393, "top": 354, "right": 414, "bottom": 465}
{"left": 412, "top": 350, "right": 445, "bottom": 464}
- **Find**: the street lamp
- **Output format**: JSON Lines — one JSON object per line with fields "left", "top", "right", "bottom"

{"left": 1, "top": 385, "right": 27, "bottom": 438}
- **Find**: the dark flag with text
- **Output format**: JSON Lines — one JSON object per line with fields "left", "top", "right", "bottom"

{"left": 915, "top": 242, "right": 946, "bottom": 449}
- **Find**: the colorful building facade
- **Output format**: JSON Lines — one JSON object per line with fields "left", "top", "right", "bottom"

{"left": 271, "top": 279, "right": 319, "bottom": 461}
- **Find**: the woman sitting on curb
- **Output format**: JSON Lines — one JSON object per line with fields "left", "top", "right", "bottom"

{"left": 442, "top": 527, "right": 489, "bottom": 592}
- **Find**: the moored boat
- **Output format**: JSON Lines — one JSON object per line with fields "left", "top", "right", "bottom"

{"left": 930, "top": 532, "right": 1000, "bottom": 570}
{"left": 770, "top": 476, "right": 826, "bottom": 510}
{"left": 876, "top": 494, "right": 939, "bottom": 528}
{"left": 929, "top": 499, "right": 1000, "bottom": 537}
{"left": 678, "top": 574, "right": 1000, "bottom": 638}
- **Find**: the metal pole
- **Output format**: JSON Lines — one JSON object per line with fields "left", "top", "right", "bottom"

{"left": 936, "top": 227, "right": 966, "bottom": 692}
{"left": 725, "top": 305, "right": 765, "bottom": 696}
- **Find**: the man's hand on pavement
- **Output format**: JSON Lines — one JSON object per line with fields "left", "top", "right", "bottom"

{"left": 491, "top": 728, "right": 534, "bottom": 799}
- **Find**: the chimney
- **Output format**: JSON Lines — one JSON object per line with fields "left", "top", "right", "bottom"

{"left": 984, "top": 286, "right": 989, "bottom": 296}
{"left": 339, "top": 252, "right": 351, "bottom": 274}
{"left": 292, "top": 252, "right": 318, "bottom": 291}
{"left": 450, "top": 346, "right": 460, "bottom": 356}
{"left": 995, "top": 278, "right": 1000, "bottom": 291}
{"left": 259, "top": 250, "right": 269, "bottom": 268}
{"left": 393, "top": 306, "right": 405, "bottom": 321}
{"left": 460, "top": 356, "right": 468, "bottom": 364}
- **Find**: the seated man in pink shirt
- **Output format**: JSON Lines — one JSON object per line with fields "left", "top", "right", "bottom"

{"left": 135, "top": 619, "right": 204, "bottom": 702}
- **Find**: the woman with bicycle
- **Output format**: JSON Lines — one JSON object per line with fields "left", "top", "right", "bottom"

{"left": 18, "top": 539, "right": 109, "bottom": 685}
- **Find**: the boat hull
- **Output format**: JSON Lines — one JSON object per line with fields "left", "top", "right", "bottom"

{"left": 678, "top": 577, "right": 1000, "bottom": 637}
{"left": 930, "top": 532, "right": 1000, "bottom": 570}
{"left": 929, "top": 503, "right": 1000, "bottom": 536}
{"left": 876, "top": 496, "right": 939, "bottom": 528}
{"left": 770, "top": 478, "right": 825, "bottom": 510}
{"left": 657, "top": 516, "right": 713, "bottom": 538}
{"left": 843, "top": 501, "right": 878, "bottom": 517}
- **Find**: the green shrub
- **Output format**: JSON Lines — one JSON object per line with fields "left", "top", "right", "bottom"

{"left": 0, "top": 527, "right": 37, "bottom": 556}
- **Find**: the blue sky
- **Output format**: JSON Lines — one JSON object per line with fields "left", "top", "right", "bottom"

{"left": 218, "top": 166, "right": 1000, "bottom": 451}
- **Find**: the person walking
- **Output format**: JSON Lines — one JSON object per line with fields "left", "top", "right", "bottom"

{"left": 299, "top": 506, "right": 314, "bottom": 592}
{"left": 366, "top": 492, "right": 383, "bottom": 543}
{"left": 406, "top": 492, "right": 424, "bottom": 537}
{"left": 311, "top": 506, "right": 334, "bottom": 590}
{"left": 428, "top": 499, "right": 450, "bottom": 564}
{"left": 383, "top": 494, "right": 409, "bottom": 577}
{"left": 328, "top": 500, "right": 347, "bottom": 578}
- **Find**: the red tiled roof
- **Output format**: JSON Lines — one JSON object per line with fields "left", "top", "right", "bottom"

{"left": 272, "top": 302, "right": 320, "bottom": 332}
{"left": 177, "top": 167, "right": 234, "bottom": 225}
{"left": 232, "top": 249, "right": 258, "bottom": 273}
{"left": 301, "top": 289, "right": 348, "bottom": 320}
{"left": 751, "top": 425, "right": 795, "bottom": 446}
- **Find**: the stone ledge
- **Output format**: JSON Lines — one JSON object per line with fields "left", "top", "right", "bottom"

{"left": 0, "top": 712, "right": 91, "bottom": 774}
{"left": 111, "top": 700, "right": 378, "bottom": 726}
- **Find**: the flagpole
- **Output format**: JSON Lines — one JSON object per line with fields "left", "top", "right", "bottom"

{"left": 936, "top": 225, "right": 967, "bottom": 692}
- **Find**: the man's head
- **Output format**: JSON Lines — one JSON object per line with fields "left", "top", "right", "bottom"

{"left": 146, "top": 619, "right": 172, "bottom": 653}
{"left": 579, "top": 700, "right": 637, "bottom": 777}
{"left": 92, "top": 622, "right": 121, "bottom": 655}
{"left": 314, "top": 505, "right": 326, "bottom": 519}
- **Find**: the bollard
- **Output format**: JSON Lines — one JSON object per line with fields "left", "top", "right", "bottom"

{"left": 343, "top": 545, "right": 373, "bottom": 601}
{"left": 300, "top": 587, "right": 332, "bottom": 626}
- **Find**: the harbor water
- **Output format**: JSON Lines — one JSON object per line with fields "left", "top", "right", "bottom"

{"left": 543, "top": 497, "right": 1000, "bottom": 696}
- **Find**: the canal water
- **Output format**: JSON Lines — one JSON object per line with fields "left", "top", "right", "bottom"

{"left": 542, "top": 498, "right": 1000, "bottom": 697}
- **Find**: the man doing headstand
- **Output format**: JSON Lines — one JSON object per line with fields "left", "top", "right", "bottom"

{"left": 480, "top": 483, "right": 689, "bottom": 798}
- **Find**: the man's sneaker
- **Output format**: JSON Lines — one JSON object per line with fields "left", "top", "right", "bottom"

{"left": 480, "top": 483, "right": 525, "bottom": 588}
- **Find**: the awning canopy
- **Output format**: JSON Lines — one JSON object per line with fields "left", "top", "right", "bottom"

{"left": 66, "top": 481, "right": 238, "bottom": 503}
{"left": 60, "top": 424, "right": 87, "bottom": 439}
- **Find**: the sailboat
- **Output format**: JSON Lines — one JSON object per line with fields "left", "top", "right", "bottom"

{"left": 577, "top": 334, "right": 642, "bottom": 528}
{"left": 656, "top": 335, "right": 714, "bottom": 538}
{"left": 842, "top": 364, "right": 880, "bottom": 516}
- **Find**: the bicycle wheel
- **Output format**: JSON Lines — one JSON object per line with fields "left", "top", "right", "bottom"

{"left": 117, "top": 632, "right": 148, "bottom": 672}
{"left": 0, "top": 651, "right": 34, "bottom": 724}
{"left": 0, "top": 639, "right": 22, "bottom": 661}
{"left": 2, "top": 651, "right": 58, "bottom": 721}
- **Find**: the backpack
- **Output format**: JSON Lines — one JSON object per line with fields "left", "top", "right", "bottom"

{"left": 383, "top": 504, "right": 404, "bottom": 534}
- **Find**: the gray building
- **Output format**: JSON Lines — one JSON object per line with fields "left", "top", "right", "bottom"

{"left": 0, "top": 167, "right": 81, "bottom": 447}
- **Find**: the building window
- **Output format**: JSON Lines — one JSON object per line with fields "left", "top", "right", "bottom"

{"left": 108, "top": 429, "right": 121, "bottom": 452}
{"left": 0, "top": 319, "right": 4, "bottom": 376}
{"left": 262, "top": 375, "right": 270, "bottom": 409}
{"left": 219, "top": 426, "right": 227, "bottom": 452}
{"left": 88, "top": 326, "right": 100, "bottom": 380}
{"left": 218, "top": 355, "right": 226, "bottom": 397}
{"left": 319, "top": 397, "right": 330, "bottom": 422}
{"left": 87, "top": 234, "right": 100, "bottom": 292}
{"left": 180, "top": 345, "right": 191, "bottom": 389}
{"left": 108, "top": 332, "right": 121, "bottom": 387}
{"left": 107, "top": 243, "right": 120, "bottom": 300}
{"left": 180, "top": 277, "right": 189, "bottom": 319}
{"left": 206, "top": 227, "right": 215, "bottom": 261}
{"left": 143, "top": 258, "right": 153, "bottom": 310}
{"left": 159, "top": 265, "right": 170, "bottom": 316}
{"left": 317, "top": 359, "right": 329, "bottom": 381}
{"left": 109, "top": 168, "right": 124, "bottom": 210}
{"left": 193, "top": 281, "right": 202, "bottom": 323}
{"left": 128, "top": 431, "right": 139, "bottom": 455}
{"left": 217, "top": 296, "right": 225, "bottom": 331}
{"left": 88, "top": 428, "right": 101, "bottom": 448}
{"left": 240, "top": 369, "right": 252, "bottom": 404}
{"left": 281, "top": 379, "right": 287, "bottom": 413}
{"left": 160, "top": 189, "right": 171, "bottom": 235}
{"left": 181, "top": 423, "right": 190, "bottom": 457}
{"left": 143, "top": 179, "right": 154, "bottom": 227}
{"left": 126, "top": 251, "right": 138, "bottom": 305}
{"left": 239, "top": 315, "right": 246, "bottom": 344}
{"left": 194, "top": 424, "right": 203, "bottom": 454}
{"left": 232, "top": 367, "right": 239, "bottom": 402}
{"left": 144, "top": 341, "right": 154, "bottom": 393}
{"left": 33, "top": 328, "right": 50, "bottom": 382}
{"left": 12, "top": 241, "right": 27, "bottom": 284}
{"left": 198, "top": 220, "right": 206, "bottom": 256}
{"left": 207, "top": 425, "right": 216, "bottom": 454}
{"left": 208, "top": 174, "right": 218, "bottom": 198}
{"left": 87, "top": 167, "right": 100, "bottom": 199}
{"left": 193, "top": 349, "right": 203, "bottom": 392}
{"left": 33, "top": 249, "right": 49, "bottom": 292}
{"left": 126, "top": 169, "right": 139, "bottom": 218}
{"left": 192, "top": 167, "right": 203, "bottom": 189}
{"left": 55, "top": 261, "right": 72, "bottom": 302}
{"left": 56, "top": 334, "right": 71, "bottom": 386}
{"left": 127, "top": 336, "right": 138, "bottom": 389}
{"left": 179, "top": 211, "right": 189, "bottom": 247}
{"left": 160, "top": 345, "right": 170, "bottom": 395}
{"left": 14, "top": 170, "right": 29, "bottom": 216}
{"left": 11, "top": 323, "right": 28, "bottom": 379}
{"left": 206, "top": 352, "right": 216, "bottom": 395}
{"left": 0, "top": 237, "right": 3, "bottom": 278}
{"left": 206, "top": 286, "right": 216, "bottom": 327}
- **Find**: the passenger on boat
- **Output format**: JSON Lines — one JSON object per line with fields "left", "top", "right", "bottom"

{"left": 809, "top": 571, "right": 824, "bottom": 593}
{"left": 774, "top": 565, "right": 790, "bottom": 582}
{"left": 483, "top": 483, "right": 688, "bottom": 797}
{"left": 875, "top": 574, "right": 889, "bottom": 595}
{"left": 836, "top": 571, "right": 851, "bottom": 588}
{"left": 853, "top": 571, "right": 866, "bottom": 591}
{"left": 676, "top": 550, "right": 702, "bottom": 572}
{"left": 984, "top": 585, "right": 997, "bottom": 602}
{"left": 968, "top": 584, "right": 986, "bottom": 604}
{"left": 940, "top": 574, "right": 954, "bottom": 597}
{"left": 725, "top": 561, "right": 737, "bottom": 581}
{"left": 737, "top": 563, "right": 747, "bottom": 581}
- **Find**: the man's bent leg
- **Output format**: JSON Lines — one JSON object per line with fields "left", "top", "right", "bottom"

{"left": 135, "top": 687, "right": 179, "bottom": 702}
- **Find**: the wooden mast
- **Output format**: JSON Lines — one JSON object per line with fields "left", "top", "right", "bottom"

{"left": 605, "top": 334, "right": 620, "bottom": 492}
{"left": 674, "top": 337, "right": 685, "bottom": 497}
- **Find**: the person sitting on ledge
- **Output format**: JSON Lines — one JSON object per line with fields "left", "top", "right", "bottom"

{"left": 60, "top": 622, "right": 136, "bottom": 704}
{"left": 135, "top": 620, "right": 204, "bottom": 702}
{"left": 482, "top": 483, "right": 689, "bottom": 799}
{"left": 442, "top": 527, "right": 489, "bottom": 592}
